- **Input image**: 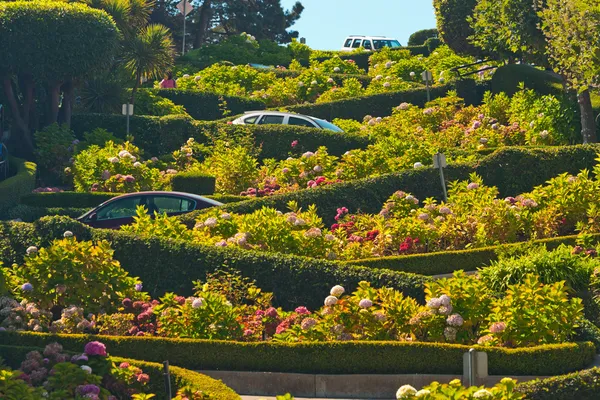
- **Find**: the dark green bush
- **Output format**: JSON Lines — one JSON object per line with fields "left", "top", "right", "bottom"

{"left": 155, "top": 89, "right": 266, "bottom": 120}
{"left": 71, "top": 114, "right": 371, "bottom": 160}
{"left": 517, "top": 367, "right": 600, "bottom": 400}
{"left": 285, "top": 79, "right": 483, "bottom": 121}
{"left": 490, "top": 64, "right": 563, "bottom": 97}
{"left": 20, "top": 191, "right": 119, "bottom": 208}
{"left": 171, "top": 172, "right": 216, "bottom": 195}
{"left": 0, "top": 216, "right": 430, "bottom": 309}
{"left": 0, "top": 344, "right": 241, "bottom": 400}
{"left": 0, "top": 157, "right": 36, "bottom": 216}
{"left": 433, "top": 0, "right": 480, "bottom": 56}
{"left": 408, "top": 29, "right": 439, "bottom": 46}
{"left": 4, "top": 205, "right": 89, "bottom": 223}
{"left": 574, "top": 319, "right": 600, "bottom": 353}
{"left": 1, "top": 332, "right": 593, "bottom": 376}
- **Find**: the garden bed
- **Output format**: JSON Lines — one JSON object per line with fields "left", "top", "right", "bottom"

{"left": 0, "top": 332, "right": 593, "bottom": 376}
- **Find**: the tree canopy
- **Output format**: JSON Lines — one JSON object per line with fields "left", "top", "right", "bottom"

{"left": 433, "top": 0, "right": 480, "bottom": 56}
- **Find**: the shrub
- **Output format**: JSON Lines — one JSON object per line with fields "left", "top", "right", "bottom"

{"left": 490, "top": 64, "right": 563, "bottom": 98}
{"left": 133, "top": 89, "right": 188, "bottom": 116}
{"left": 433, "top": 0, "right": 480, "bottom": 56}
{"left": 1, "top": 331, "right": 594, "bottom": 376}
{"left": 408, "top": 29, "right": 439, "bottom": 46}
{"left": 480, "top": 244, "right": 597, "bottom": 293}
{"left": 396, "top": 378, "right": 523, "bottom": 400}
{"left": 171, "top": 172, "right": 216, "bottom": 195}
{"left": 155, "top": 89, "right": 265, "bottom": 120}
{"left": 198, "top": 141, "right": 258, "bottom": 194}
{"left": 6, "top": 236, "right": 143, "bottom": 314}
{"left": 516, "top": 367, "right": 600, "bottom": 400}
{"left": 4, "top": 205, "right": 89, "bottom": 223}
{"left": 33, "top": 124, "right": 77, "bottom": 183}
{"left": 0, "top": 157, "right": 36, "bottom": 217}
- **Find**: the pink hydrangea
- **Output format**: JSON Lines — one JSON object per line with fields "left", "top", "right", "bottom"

{"left": 295, "top": 306, "right": 310, "bottom": 315}
{"left": 490, "top": 322, "right": 506, "bottom": 334}
{"left": 467, "top": 182, "right": 479, "bottom": 190}
{"left": 265, "top": 307, "right": 278, "bottom": 318}
{"left": 84, "top": 341, "right": 107, "bottom": 357}
{"left": 446, "top": 314, "right": 464, "bottom": 327}
{"left": 359, "top": 299, "right": 373, "bottom": 308}
{"left": 301, "top": 317, "right": 317, "bottom": 330}
{"left": 137, "top": 373, "right": 150, "bottom": 384}
{"left": 423, "top": 108, "right": 434, "bottom": 115}
{"left": 291, "top": 140, "right": 299, "bottom": 148}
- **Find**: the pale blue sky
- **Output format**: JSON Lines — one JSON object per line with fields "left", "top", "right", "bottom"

{"left": 281, "top": 0, "right": 437, "bottom": 50}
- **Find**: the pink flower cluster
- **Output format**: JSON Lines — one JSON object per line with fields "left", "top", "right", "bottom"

{"left": 84, "top": 341, "right": 107, "bottom": 357}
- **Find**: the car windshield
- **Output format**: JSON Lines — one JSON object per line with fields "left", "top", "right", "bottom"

{"left": 373, "top": 40, "right": 401, "bottom": 49}
{"left": 313, "top": 119, "right": 344, "bottom": 132}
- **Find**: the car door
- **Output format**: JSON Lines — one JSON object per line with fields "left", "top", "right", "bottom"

{"left": 362, "top": 40, "right": 373, "bottom": 51}
{"left": 85, "top": 196, "right": 143, "bottom": 229}
{"left": 257, "top": 114, "right": 285, "bottom": 126}
{"left": 287, "top": 116, "right": 319, "bottom": 129}
{"left": 145, "top": 195, "right": 198, "bottom": 217}
{"left": 352, "top": 39, "right": 363, "bottom": 49}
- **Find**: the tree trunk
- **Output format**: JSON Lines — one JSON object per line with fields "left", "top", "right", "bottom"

{"left": 1, "top": 75, "right": 34, "bottom": 154}
{"left": 130, "top": 72, "right": 142, "bottom": 105}
{"left": 193, "top": 0, "right": 213, "bottom": 49}
{"left": 47, "top": 81, "right": 63, "bottom": 125}
{"left": 58, "top": 80, "right": 74, "bottom": 128}
{"left": 578, "top": 89, "right": 597, "bottom": 144}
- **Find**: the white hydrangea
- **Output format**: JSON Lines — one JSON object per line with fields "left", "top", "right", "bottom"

{"left": 204, "top": 217, "right": 217, "bottom": 227}
{"left": 330, "top": 285, "right": 345, "bottom": 297}
{"left": 192, "top": 298, "right": 205, "bottom": 309}
{"left": 415, "top": 389, "right": 431, "bottom": 398}
{"left": 63, "top": 231, "right": 73, "bottom": 238}
{"left": 324, "top": 295, "right": 338, "bottom": 306}
{"left": 473, "top": 389, "right": 493, "bottom": 399}
{"left": 396, "top": 385, "right": 417, "bottom": 399}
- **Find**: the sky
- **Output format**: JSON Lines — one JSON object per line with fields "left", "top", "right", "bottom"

{"left": 281, "top": 0, "right": 437, "bottom": 50}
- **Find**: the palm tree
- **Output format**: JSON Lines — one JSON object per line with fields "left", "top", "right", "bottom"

{"left": 122, "top": 23, "right": 175, "bottom": 105}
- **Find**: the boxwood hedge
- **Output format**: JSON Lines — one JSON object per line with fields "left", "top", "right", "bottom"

{"left": 0, "top": 157, "right": 36, "bottom": 216}
{"left": 0, "top": 344, "right": 241, "bottom": 400}
{"left": 517, "top": 367, "right": 600, "bottom": 400}
{"left": 0, "top": 332, "right": 593, "bottom": 376}
{"left": 70, "top": 114, "right": 372, "bottom": 160}
{"left": 0, "top": 217, "right": 430, "bottom": 310}
{"left": 171, "top": 172, "right": 216, "bottom": 195}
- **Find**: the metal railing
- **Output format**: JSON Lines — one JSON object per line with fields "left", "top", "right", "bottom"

{"left": 451, "top": 59, "right": 499, "bottom": 79}
{"left": 0, "top": 142, "right": 8, "bottom": 181}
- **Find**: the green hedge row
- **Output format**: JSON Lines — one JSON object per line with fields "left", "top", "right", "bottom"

{"left": 0, "top": 216, "right": 430, "bottom": 309}
{"left": 70, "top": 114, "right": 372, "bottom": 159}
{"left": 171, "top": 172, "right": 216, "bottom": 195}
{"left": 0, "top": 157, "right": 36, "bottom": 216}
{"left": 0, "top": 332, "right": 593, "bottom": 376}
{"left": 284, "top": 79, "right": 488, "bottom": 121}
{"left": 0, "top": 344, "right": 240, "bottom": 400}
{"left": 346, "top": 233, "right": 599, "bottom": 276}
{"left": 272, "top": 70, "right": 373, "bottom": 88}
{"left": 179, "top": 145, "right": 600, "bottom": 228}
{"left": 154, "top": 89, "right": 265, "bottom": 120}
{"left": 2, "top": 205, "right": 89, "bottom": 223}
{"left": 517, "top": 367, "right": 600, "bottom": 400}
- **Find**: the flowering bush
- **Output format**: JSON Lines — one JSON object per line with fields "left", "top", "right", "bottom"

{"left": 72, "top": 141, "right": 167, "bottom": 193}
{"left": 6, "top": 236, "right": 144, "bottom": 315}
{"left": 0, "top": 341, "right": 152, "bottom": 399}
{"left": 395, "top": 378, "right": 523, "bottom": 399}
{"left": 34, "top": 124, "right": 78, "bottom": 183}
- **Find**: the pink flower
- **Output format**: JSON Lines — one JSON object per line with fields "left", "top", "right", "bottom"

{"left": 423, "top": 108, "right": 434, "bottom": 115}
{"left": 136, "top": 373, "right": 150, "bottom": 384}
{"left": 101, "top": 170, "right": 110, "bottom": 180}
{"left": 446, "top": 314, "right": 464, "bottom": 327}
{"left": 490, "top": 322, "right": 506, "bottom": 334}
{"left": 359, "top": 299, "right": 373, "bottom": 308}
{"left": 244, "top": 329, "right": 254, "bottom": 336}
{"left": 295, "top": 306, "right": 310, "bottom": 315}
{"left": 467, "top": 182, "right": 479, "bottom": 190}
{"left": 119, "top": 362, "right": 130, "bottom": 369}
{"left": 265, "top": 307, "right": 278, "bottom": 318}
{"left": 291, "top": 140, "right": 298, "bottom": 148}
{"left": 124, "top": 175, "right": 135, "bottom": 183}
{"left": 472, "top": 121, "right": 482, "bottom": 129}
{"left": 301, "top": 317, "right": 317, "bottom": 330}
{"left": 84, "top": 341, "right": 107, "bottom": 357}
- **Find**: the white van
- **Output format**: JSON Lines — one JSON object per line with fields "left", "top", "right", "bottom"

{"left": 341, "top": 36, "right": 402, "bottom": 52}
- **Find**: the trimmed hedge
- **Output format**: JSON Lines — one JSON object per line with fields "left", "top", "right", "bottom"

{"left": 0, "top": 344, "right": 241, "bottom": 400}
{"left": 0, "top": 216, "right": 430, "bottom": 310}
{"left": 312, "top": 45, "right": 436, "bottom": 71}
{"left": 179, "top": 145, "right": 600, "bottom": 227}
{"left": 491, "top": 64, "right": 563, "bottom": 98}
{"left": 273, "top": 70, "right": 373, "bottom": 88}
{"left": 154, "top": 89, "right": 265, "bottom": 120}
{"left": 70, "top": 114, "right": 372, "bottom": 160}
{"left": 171, "top": 172, "right": 216, "bottom": 195}
{"left": 284, "top": 79, "right": 486, "bottom": 121}
{"left": 0, "top": 332, "right": 593, "bottom": 376}
{"left": 0, "top": 157, "right": 36, "bottom": 216}
{"left": 3, "top": 205, "right": 89, "bottom": 223}
{"left": 517, "top": 367, "right": 600, "bottom": 400}
{"left": 346, "top": 233, "right": 598, "bottom": 276}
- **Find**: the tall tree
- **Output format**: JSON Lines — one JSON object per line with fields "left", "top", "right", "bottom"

{"left": 0, "top": 1, "right": 118, "bottom": 154}
{"left": 538, "top": 0, "right": 600, "bottom": 143}
{"left": 470, "top": 0, "right": 547, "bottom": 65}
{"left": 433, "top": 0, "right": 481, "bottom": 56}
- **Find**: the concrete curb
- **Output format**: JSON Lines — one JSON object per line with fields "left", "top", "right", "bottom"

{"left": 200, "top": 370, "right": 549, "bottom": 399}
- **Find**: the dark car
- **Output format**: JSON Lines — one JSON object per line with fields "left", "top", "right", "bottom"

{"left": 77, "top": 191, "right": 223, "bottom": 229}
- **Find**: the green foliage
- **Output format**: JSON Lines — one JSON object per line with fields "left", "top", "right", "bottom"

{"left": 171, "top": 172, "right": 216, "bottom": 195}
{"left": 2, "top": 331, "right": 594, "bottom": 376}
{"left": 408, "top": 29, "right": 439, "bottom": 46}
{"left": 516, "top": 367, "right": 600, "bottom": 399}
{"left": 480, "top": 245, "right": 597, "bottom": 293}
{"left": 433, "top": 0, "right": 480, "bottom": 56}
{"left": 7, "top": 237, "right": 142, "bottom": 313}
{"left": 0, "top": 158, "right": 36, "bottom": 217}
{"left": 33, "top": 124, "right": 76, "bottom": 182}
{"left": 134, "top": 90, "right": 187, "bottom": 116}
{"left": 490, "top": 64, "right": 563, "bottom": 98}
{"left": 397, "top": 378, "right": 523, "bottom": 400}
{"left": 0, "top": 1, "right": 118, "bottom": 81}
{"left": 198, "top": 141, "right": 259, "bottom": 194}
{"left": 79, "top": 128, "right": 123, "bottom": 151}
{"left": 0, "top": 369, "right": 41, "bottom": 399}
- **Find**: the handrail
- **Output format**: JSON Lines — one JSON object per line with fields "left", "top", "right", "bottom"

{"left": 0, "top": 142, "right": 8, "bottom": 180}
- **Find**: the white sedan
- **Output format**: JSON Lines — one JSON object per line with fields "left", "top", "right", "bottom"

{"left": 232, "top": 111, "right": 344, "bottom": 132}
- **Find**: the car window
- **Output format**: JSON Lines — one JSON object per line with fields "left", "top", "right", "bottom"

{"left": 373, "top": 40, "right": 401, "bottom": 50}
{"left": 314, "top": 119, "right": 344, "bottom": 132}
{"left": 362, "top": 40, "right": 372, "bottom": 50}
{"left": 147, "top": 196, "right": 195, "bottom": 214}
{"left": 243, "top": 115, "right": 259, "bottom": 124}
{"left": 344, "top": 38, "right": 353, "bottom": 48}
{"left": 96, "top": 197, "right": 141, "bottom": 220}
{"left": 352, "top": 39, "right": 362, "bottom": 48}
{"left": 258, "top": 115, "right": 285, "bottom": 125}
{"left": 288, "top": 116, "right": 316, "bottom": 128}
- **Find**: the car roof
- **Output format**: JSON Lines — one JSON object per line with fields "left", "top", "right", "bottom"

{"left": 346, "top": 35, "right": 397, "bottom": 39}
{"left": 100, "top": 191, "right": 223, "bottom": 206}
{"left": 241, "top": 110, "right": 315, "bottom": 119}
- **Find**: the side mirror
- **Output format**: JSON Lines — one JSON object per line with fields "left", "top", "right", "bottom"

{"left": 88, "top": 213, "right": 98, "bottom": 222}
